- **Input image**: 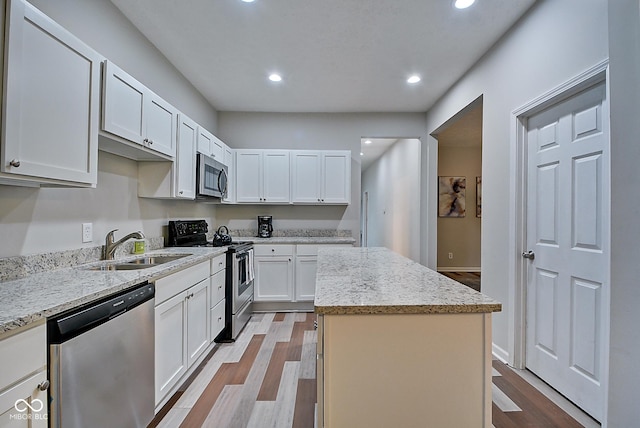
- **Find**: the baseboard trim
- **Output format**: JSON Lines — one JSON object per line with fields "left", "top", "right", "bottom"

{"left": 437, "top": 267, "right": 481, "bottom": 272}
{"left": 492, "top": 343, "right": 509, "bottom": 364}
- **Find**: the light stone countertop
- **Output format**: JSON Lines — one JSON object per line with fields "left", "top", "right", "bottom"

{"left": 314, "top": 247, "right": 502, "bottom": 315}
{"left": 234, "top": 236, "right": 356, "bottom": 245}
{"left": 0, "top": 247, "right": 227, "bottom": 336}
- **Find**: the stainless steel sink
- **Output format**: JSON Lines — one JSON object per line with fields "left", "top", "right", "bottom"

{"left": 85, "top": 254, "right": 191, "bottom": 271}
{"left": 122, "top": 255, "right": 190, "bottom": 265}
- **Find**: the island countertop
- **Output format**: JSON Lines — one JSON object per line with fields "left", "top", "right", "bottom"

{"left": 314, "top": 247, "right": 501, "bottom": 315}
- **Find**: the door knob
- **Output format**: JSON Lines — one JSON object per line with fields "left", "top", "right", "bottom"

{"left": 9, "top": 159, "right": 20, "bottom": 167}
{"left": 522, "top": 250, "right": 535, "bottom": 260}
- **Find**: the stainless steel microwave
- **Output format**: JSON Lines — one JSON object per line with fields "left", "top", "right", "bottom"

{"left": 196, "top": 153, "right": 228, "bottom": 199}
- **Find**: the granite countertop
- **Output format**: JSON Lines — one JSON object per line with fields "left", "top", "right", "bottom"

{"left": 235, "top": 236, "right": 356, "bottom": 245}
{"left": 0, "top": 247, "right": 227, "bottom": 336}
{"left": 314, "top": 247, "right": 502, "bottom": 315}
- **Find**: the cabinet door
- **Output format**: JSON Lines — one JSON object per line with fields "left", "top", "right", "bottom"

{"left": 2, "top": 0, "right": 100, "bottom": 185}
{"left": 145, "top": 93, "right": 176, "bottom": 157}
{"left": 186, "top": 279, "right": 210, "bottom": 367}
{"left": 235, "top": 150, "right": 262, "bottom": 202}
{"left": 291, "top": 151, "right": 321, "bottom": 203}
{"left": 295, "top": 256, "right": 318, "bottom": 301}
{"left": 222, "top": 146, "right": 235, "bottom": 203}
{"left": 154, "top": 291, "right": 187, "bottom": 405}
{"left": 254, "top": 256, "right": 294, "bottom": 301}
{"left": 0, "top": 370, "right": 48, "bottom": 427}
{"left": 196, "top": 127, "right": 212, "bottom": 156}
{"left": 210, "top": 135, "right": 225, "bottom": 161}
{"left": 210, "top": 299, "right": 226, "bottom": 342}
{"left": 210, "top": 269, "right": 226, "bottom": 307}
{"left": 263, "top": 150, "right": 290, "bottom": 203}
{"left": 175, "top": 114, "right": 197, "bottom": 199}
{"left": 102, "top": 60, "right": 145, "bottom": 145}
{"left": 322, "top": 152, "right": 351, "bottom": 204}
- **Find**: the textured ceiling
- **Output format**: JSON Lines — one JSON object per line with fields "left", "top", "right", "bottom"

{"left": 109, "top": 0, "right": 537, "bottom": 113}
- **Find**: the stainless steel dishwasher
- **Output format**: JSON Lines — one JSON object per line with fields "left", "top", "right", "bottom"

{"left": 48, "top": 281, "right": 155, "bottom": 428}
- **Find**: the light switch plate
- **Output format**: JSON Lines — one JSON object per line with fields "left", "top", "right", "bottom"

{"left": 82, "top": 223, "right": 93, "bottom": 243}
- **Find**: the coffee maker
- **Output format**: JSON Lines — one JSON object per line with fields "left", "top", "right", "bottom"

{"left": 257, "top": 216, "right": 273, "bottom": 238}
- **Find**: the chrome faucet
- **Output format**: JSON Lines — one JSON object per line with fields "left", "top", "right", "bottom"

{"left": 104, "top": 229, "right": 145, "bottom": 260}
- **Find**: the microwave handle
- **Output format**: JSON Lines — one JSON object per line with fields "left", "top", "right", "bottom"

{"left": 219, "top": 168, "right": 228, "bottom": 198}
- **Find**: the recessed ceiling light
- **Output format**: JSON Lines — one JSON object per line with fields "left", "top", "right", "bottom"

{"left": 241, "top": 0, "right": 255, "bottom": 3}
{"left": 454, "top": 0, "right": 475, "bottom": 9}
{"left": 360, "top": 152, "right": 364, "bottom": 156}
{"left": 407, "top": 75, "right": 421, "bottom": 84}
{"left": 364, "top": 140, "right": 372, "bottom": 145}
{"left": 268, "top": 73, "right": 282, "bottom": 82}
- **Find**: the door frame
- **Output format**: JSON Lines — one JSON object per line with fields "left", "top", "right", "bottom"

{"left": 508, "top": 59, "right": 611, "bottom": 385}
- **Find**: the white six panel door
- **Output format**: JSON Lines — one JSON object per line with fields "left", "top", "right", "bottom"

{"left": 525, "top": 81, "right": 609, "bottom": 422}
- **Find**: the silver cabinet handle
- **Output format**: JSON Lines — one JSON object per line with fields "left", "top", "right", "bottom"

{"left": 9, "top": 159, "right": 20, "bottom": 167}
{"left": 148, "top": 139, "right": 153, "bottom": 145}
{"left": 38, "top": 380, "right": 50, "bottom": 391}
{"left": 522, "top": 251, "right": 535, "bottom": 260}
{"left": 143, "top": 138, "right": 149, "bottom": 144}
{"left": 179, "top": 191, "right": 184, "bottom": 195}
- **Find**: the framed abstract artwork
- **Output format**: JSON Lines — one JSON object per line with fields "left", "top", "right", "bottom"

{"left": 438, "top": 176, "right": 466, "bottom": 217}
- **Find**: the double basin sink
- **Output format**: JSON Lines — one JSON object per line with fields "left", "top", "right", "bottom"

{"left": 87, "top": 254, "right": 191, "bottom": 271}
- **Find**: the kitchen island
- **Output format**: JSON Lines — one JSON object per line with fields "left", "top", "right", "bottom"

{"left": 314, "top": 247, "right": 501, "bottom": 428}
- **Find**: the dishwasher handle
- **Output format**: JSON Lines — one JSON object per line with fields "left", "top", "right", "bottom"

{"left": 49, "top": 282, "right": 154, "bottom": 343}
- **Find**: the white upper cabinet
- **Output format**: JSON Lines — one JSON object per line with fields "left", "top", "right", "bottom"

{"left": 197, "top": 127, "right": 227, "bottom": 165}
{"left": 291, "top": 150, "right": 351, "bottom": 204}
{"left": 222, "top": 146, "right": 235, "bottom": 204}
{"left": 235, "top": 150, "right": 262, "bottom": 202}
{"left": 263, "top": 151, "right": 290, "bottom": 203}
{"left": 175, "top": 115, "right": 197, "bottom": 199}
{"left": 322, "top": 151, "right": 351, "bottom": 204}
{"left": 138, "top": 113, "right": 197, "bottom": 199}
{"left": 1, "top": 0, "right": 101, "bottom": 187}
{"left": 102, "top": 60, "right": 176, "bottom": 159}
{"left": 196, "top": 127, "right": 213, "bottom": 157}
{"left": 236, "top": 150, "right": 290, "bottom": 204}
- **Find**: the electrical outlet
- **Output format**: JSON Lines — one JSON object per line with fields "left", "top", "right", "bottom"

{"left": 82, "top": 223, "right": 93, "bottom": 243}
{"left": 448, "top": 252, "right": 454, "bottom": 260}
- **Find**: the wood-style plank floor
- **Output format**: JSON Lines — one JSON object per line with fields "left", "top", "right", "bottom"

{"left": 440, "top": 271, "right": 481, "bottom": 292}
{"left": 150, "top": 312, "right": 598, "bottom": 428}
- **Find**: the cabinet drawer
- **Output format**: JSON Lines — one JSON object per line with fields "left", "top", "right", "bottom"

{"left": 0, "top": 324, "right": 46, "bottom": 390}
{"left": 210, "top": 269, "right": 226, "bottom": 307}
{"left": 254, "top": 244, "right": 294, "bottom": 257}
{"left": 0, "top": 370, "right": 48, "bottom": 422}
{"left": 155, "top": 261, "right": 210, "bottom": 305}
{"left": 211, "top": 253, "right": 226, "bottom": 274}
{"left": 296, "top": 245, "right": 319, "bottom": 256}
{"left": 210, "top": 299, "right": 226, "bottom": 340}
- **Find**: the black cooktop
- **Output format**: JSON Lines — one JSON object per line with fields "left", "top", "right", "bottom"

{"left": 168, "top": 220, "right": 251, "bottom": 249}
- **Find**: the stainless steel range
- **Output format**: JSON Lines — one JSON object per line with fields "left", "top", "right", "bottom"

{"left": 168, "top": 220, "right": 254, "bottom": 341}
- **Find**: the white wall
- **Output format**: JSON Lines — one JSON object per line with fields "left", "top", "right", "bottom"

{"left": 216, "top": 112, "right": 428, "bottom": 243}
{"left": 362, "top": 139, "right": 421, "bottom": 261}
{"left": 421, "top": 0, "right": 608, "bottom": 375}
{"left": 606, "top": 0, "right": 640, "bottom": 425}
{"left": 0, "top": 0, "right": 219, "bottom": 257}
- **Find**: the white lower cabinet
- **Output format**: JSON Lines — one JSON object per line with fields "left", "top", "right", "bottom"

{"left": 154, "top": 261, "right": 210, "bottom": 408}
{"left": 0, "top": 324, "right": 48, "bottom": 426}
{"left": 254, "top": 245, "right": 294, "bottom": 301}
{"left": 186, "top": 279, "right": 210, "bottom": 367}
{"left": 209, "top": 257, "right": 226, "bottom": 342}
{"left": 254, "top": 244, "right": 352, "bottom": 303}
{"left": 295, "top": 256, "right": 319, "bottom": 301}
